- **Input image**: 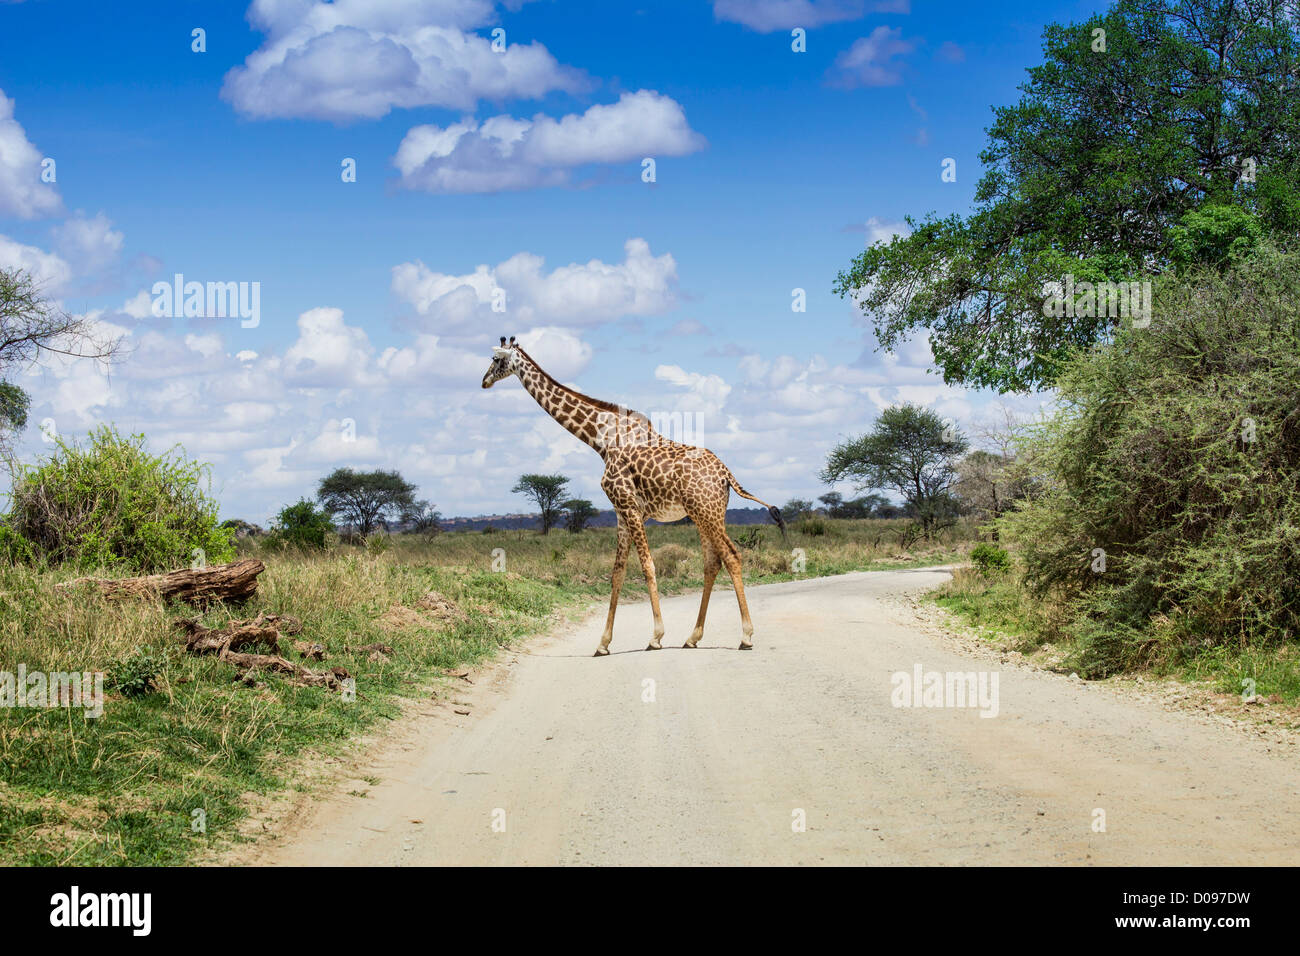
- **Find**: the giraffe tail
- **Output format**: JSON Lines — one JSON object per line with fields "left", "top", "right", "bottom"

{"left": 726, "top": 472, "right": 789, "bottom": 545}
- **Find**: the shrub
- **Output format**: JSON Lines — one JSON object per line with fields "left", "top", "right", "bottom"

{"left": 267, "top": 499, "right": 335, "bottom": 551}
{"left": 735, "top": 527, "right": 764, "bottom": 550}
{"left": 896, "top": 523, "right": 925, "bottom": 551}
{"left": 0, "top": 524, "right": 35, "bottom": 565}
{"left": 970, "top": 543, "right": 1011, "bottom": 576}
{"left": 6, "top": 426, "right": 234, "bottom": 572}
{"left": 798, "top": 517, "right": 827, "bottom": 536}
{"left": 757, "top": 550, "right": 794, "bottom": 575}
{"left": 1000, "top": 243, "right": 1300, "bottom": 675}
{"left": 110, "top": 646, "right": 164, "bottom": 698}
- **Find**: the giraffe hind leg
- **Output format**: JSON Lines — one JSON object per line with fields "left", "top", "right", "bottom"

{"left": 716, "top": 528, "right": 755, "bottom": 649}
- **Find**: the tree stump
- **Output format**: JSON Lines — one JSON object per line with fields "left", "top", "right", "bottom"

{"left": 56, "top": 558, "right": 266, "bottom": 605}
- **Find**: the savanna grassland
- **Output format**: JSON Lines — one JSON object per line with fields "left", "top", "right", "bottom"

{"left": 0, "top": 517, "right": 974, "bottom": 866}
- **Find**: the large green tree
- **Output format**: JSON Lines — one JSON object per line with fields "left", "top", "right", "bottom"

{"left": 821, "top": 404, "right": 968, "bottom": 536}
{"left": 316, "top": 468, "right": 420, "bottom": 537}
{"left": 835, "top": 0, "right": 1300, "bottom": 392}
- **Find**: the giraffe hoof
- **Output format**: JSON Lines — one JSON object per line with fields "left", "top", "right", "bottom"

{"left": 683, "top": 641, "right": 698, "bottom": 649}
{"left": 593, "top": 647, "right": 609, "bottom": 657}
{"left": 645, "top": 642, "right": 662, "bottom": 651}
{"left": 738, "top": 642, "right": 753, "bottom": 651}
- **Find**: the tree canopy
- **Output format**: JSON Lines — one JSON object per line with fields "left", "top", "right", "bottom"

{"left": 316, "top": 468, "right": 420, "bottom": 537}
{"left": 835, "top": 0, "right": 1300, "bottom": 392}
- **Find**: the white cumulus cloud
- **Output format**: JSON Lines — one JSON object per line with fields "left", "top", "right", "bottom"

{"left": 283, "top": 306, "right": 382, "bottom": 387}
{"left": 221, "top": 0, "right": 586, "bottom": 121}
{"left": 392, "top": 237, "right": 679, "bottom": 330}
{"left": 393, "top": 90, "right": 705, "bottom": 194}
{"left": 0, "top": 89, "right": 61, "bottom": 219}
{"left": 0, "top": 234, "right": 71, "bottom": 292}
{"left": 514, "top": 326, "right": 592, "bottom": 380}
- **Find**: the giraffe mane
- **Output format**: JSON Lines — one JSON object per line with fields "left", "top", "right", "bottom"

{"left": 513, "top": 344, "right": 654, "bottom": 427}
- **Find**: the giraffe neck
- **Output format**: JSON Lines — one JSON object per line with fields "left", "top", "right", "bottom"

{"left": 514, "top": 351, "right": 656, "bottom": 457}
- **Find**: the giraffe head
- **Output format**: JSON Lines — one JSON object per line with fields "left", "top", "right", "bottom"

{"left": 481, "top": 336, "right": 523, "bottom": 388}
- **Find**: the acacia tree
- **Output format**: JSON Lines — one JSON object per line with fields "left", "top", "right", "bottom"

{"left": 316, "top": 468, "right": 420, "bottom": 537}
{"left": 821, "top": 404, "right": 967, "bottom": 537}
{"left": 409, "top": 502, "right": 443, "bottom": 535}
{"left": 835, "top": 0, "right": 1300, "bottom": 392}
{"left": 562, "top": 498, "right": 598, "bottom": 533}
{"left": 512, "top": 474, "right": 569, "bottom": 534}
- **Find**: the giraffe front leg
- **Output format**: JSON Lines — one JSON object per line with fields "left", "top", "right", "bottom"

{"left": 627, "top": 519, "right": 665, "bottom": 650}
{"left": 595, "top": 522, "right": 631, "bottom": 657}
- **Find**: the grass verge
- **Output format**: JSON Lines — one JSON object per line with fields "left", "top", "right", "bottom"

{"left": 932, "top": 567, "right": 1300, "bottom": 705}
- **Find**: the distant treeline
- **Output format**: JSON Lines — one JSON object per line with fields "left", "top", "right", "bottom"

{"left": 440, "top": 507, "right": 777, "bottom": 533}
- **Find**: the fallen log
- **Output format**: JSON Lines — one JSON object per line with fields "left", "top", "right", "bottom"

{"left": 57, "top": 559, "right": 266, "bottom": 605}
{"left": 172, "top": 614, "right": 349, "bottom": 691}
{"left": 174, "top": 613, "right": 301, "bottom": 654}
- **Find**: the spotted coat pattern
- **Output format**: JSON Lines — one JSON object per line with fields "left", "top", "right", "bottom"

{"left": 482, "top": 341, "right": 786, "bottom": 654}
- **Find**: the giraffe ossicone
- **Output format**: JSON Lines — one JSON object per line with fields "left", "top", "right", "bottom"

{"left": 481, "top": 336, "right": 787, "bottom": 655}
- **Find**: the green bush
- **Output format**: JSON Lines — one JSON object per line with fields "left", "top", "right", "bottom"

{"left": 1000, "top": 243, "right": 1300, "bottom": 676}
{"left": 6, "top": 426, "right": 234, "bottom": 572}
{"left": 970, "top": 543, "right": 1011, "bottom": 576}
{"left": 267, "top": 499, "right": 335, "bottom": 551}
{"left": 110, "top": 646, "right": 164, "bottom": 698}
{"left": 798, "top": 517, "right": 828, "bottom": 536}
{"left": 0, "top": 524, "right": 35, "bottom": 565}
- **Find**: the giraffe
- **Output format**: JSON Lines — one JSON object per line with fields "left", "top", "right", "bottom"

{"left": 482, "top": 336, "right": 787, "bottom": 656}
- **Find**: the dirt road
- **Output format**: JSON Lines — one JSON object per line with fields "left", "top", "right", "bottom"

{"left": 244, "top": 568, "right": 1300, "bottom": 865}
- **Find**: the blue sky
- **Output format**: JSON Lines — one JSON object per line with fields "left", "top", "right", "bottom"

{"left": 0, "top": 0, "right": 1104, "bottom": 522}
